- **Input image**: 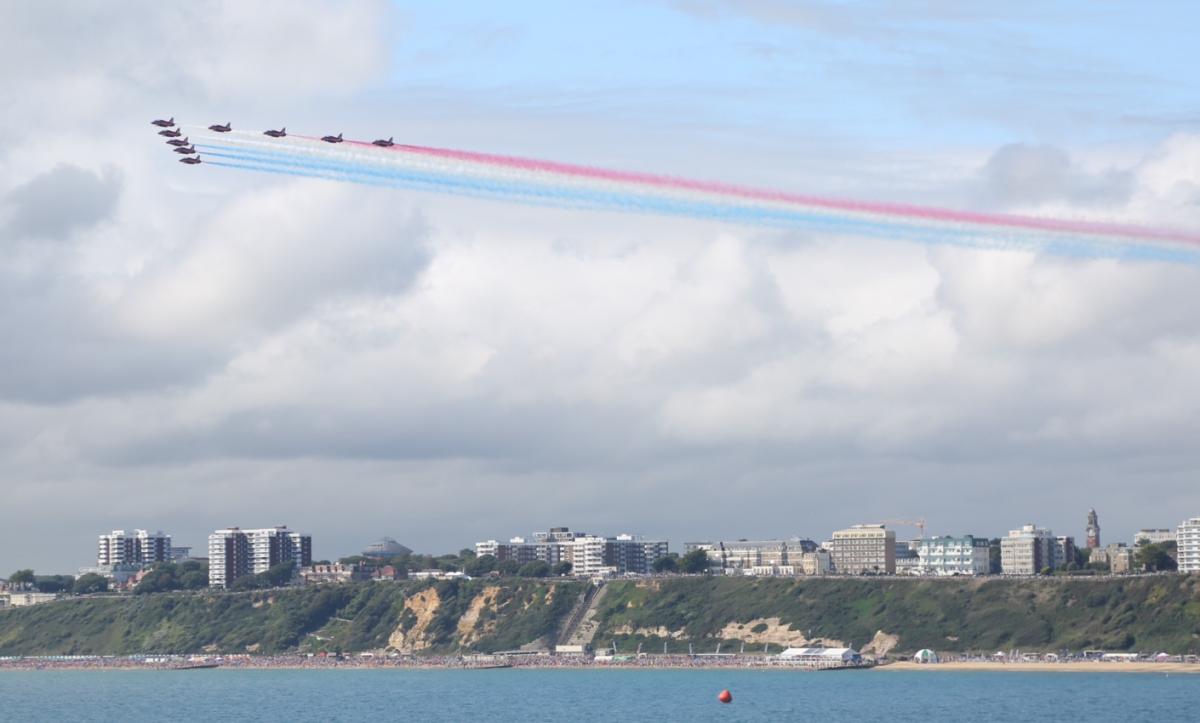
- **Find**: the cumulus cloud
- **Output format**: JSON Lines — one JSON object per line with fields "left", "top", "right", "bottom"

{"left": 980, "top": 143, "right": 1133, "bottom": 208}
{"left": 1, "top": 164, "right": 122, "bottom": 242}
{"left": 2, "top": 4, "right": 1200, "bottom": 572}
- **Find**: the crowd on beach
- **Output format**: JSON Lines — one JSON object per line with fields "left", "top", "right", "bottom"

{"left": 2, "top": 652, "right": 1197, "bottom": 672}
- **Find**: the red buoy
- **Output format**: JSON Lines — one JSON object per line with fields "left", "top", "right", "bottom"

{"left": 718, "top": 689, "right": 732, "bottom": 704}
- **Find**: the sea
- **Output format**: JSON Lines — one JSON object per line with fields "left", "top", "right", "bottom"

{"left": 0, "top": 668, "right": 1195, "bottom": 722}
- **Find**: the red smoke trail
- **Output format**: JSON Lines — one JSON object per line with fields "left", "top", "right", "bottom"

{"left": 320, "top": 138, "right": 1200, "bottom": 246}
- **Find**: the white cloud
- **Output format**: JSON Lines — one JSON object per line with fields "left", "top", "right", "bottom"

{"left": 2, "top": 4, "right": 1200, "bottom": 572}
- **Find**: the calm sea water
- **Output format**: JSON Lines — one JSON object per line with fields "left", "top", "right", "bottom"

{"left": 0, "top": 668, "right": 1195, "bottom": 722}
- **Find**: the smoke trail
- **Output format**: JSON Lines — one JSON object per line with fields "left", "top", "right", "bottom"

{"left": 194, "top": 141, "right": 1196, "bottom": 263}
{"left": 181, "top": 127, "right": 1200, "bottom": 262}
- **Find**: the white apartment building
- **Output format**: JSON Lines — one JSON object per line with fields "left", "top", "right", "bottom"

{"left": 208, "top": 526, "right": 312, "bottom": 588}
{"left": 1177, "top": 517, "right": 1200, "bottom": 574}
{"left": 1000, "top": 525, "right": 1055, "bottom": 575}
{"left": 97, "top": 529, "right": 172, "bottom": 567}
{"left": 474, "top": 527, "right": 667, "bottom": 575}
{"left": 1133, "top": 529, "right": 1176, "bottom": 547}
{"left": 828, "top": 525, "right": 896, "bottom": 575}
{"left": 916, "top": 536, "right": 990, "bottom": 576}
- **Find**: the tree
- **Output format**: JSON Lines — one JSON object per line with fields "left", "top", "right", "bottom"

{"left": 134, "top": 565, "right": 179, "bottom": 594}
{"left": 553, "top": 562, "right": 573, "bottom": 577}
{"left": 652, "top": 556, "right": 678, "bottom": 573}
{"left": 680, "top": 549, "right": 711, "bottom": 574}
{"left": 263, "top": 561, "right": 297, "bottom": 587}
{"left": 1136, "top": 543, "right": 1178, "bottom": 572}
{"left": 72, "top": 573, "right": 109, "bottom": 595}
{"left": 497, "top": 559, "right": 521, "bottom": 576}
{"left": 464, "top": 554, "right": 497, "bottom": 577}
{"left": 517, "top": 560, "right": 551, "bottom": 578}
{"left": 34, "top": 575, "right": 74, "bottom": 593}
{"left": 8, "top": 569, "right": 35, "bottom": 587}
{"left": 231, "top": 573, "right": 270, "bottom": 591}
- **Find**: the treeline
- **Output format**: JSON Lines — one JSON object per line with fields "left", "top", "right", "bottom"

{"left": 335, "top": 548, "right": 711, "bottom": 577}
{"left": 6, "top": 569, "right": 107, "bottom": 595}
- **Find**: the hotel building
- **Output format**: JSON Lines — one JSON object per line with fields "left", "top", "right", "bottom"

{"left": 828, "top": 524, "right": 896, "bottom": 575}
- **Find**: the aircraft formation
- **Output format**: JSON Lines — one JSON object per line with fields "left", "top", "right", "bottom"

{"left": 151, "top": 117, "right": 396, "bottom": 166}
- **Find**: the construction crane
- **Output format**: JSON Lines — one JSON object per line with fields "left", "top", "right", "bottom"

{"left": 882, "top": 519, "right": 927, "bottom": 538}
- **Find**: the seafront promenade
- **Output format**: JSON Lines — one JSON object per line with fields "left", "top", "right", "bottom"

{"left": 2, "top": 654, "right": 1198, "bottom": 674}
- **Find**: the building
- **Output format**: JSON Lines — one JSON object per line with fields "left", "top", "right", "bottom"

{"left": 828, "top": 525, "right": 895, "bottom": 575}
{"left": 797, "top": 550, "right": 832, "bottom": 576}
{"left": 372, "top": 565, "right": 405, "bottom": 581}
{"left": 694, "top": 538, "right": 819, "bottom": 575}
{"left": 1000, "top": 525, "right": 1055, "bottom": 575}
{"left": 474, "top": 527, "right": 667, "bottom": 576}
{"left": 777, "top": 647, "right": 862, "bottom": 666}
{"left": 895, "top": 541, "right": 921, "bottom": 575}
{"left": 362, "top": 537, "right": 413, "bottom": 559}
{"left": 1133, "top": 529, "right": 1176, "bottom": 547}
{"left": 208, "top": 526, "right": 312, "bottom": 588}
{"left": 1053, "top": 536, "right": 1076, "bottom": 570}
{"left": 0, "top": 591, "right": 59, "bottom": 608}
{"left": 1086, "top": 508, "right": 1101, "bottom": 549}
{"left": 97, "top": 529, "right": 172, "bottom": 567}
{"left": 1104, "top": 544, "right": 1135, "bottom": 574}
{"left": 1177, "top": 517, "right": 1200, "bottom": 574}
{"left": 916, "top": 536, "right": 990, "bottom": 576}
{"left": 300, "top": 563, "right": 370, "bottom": 585}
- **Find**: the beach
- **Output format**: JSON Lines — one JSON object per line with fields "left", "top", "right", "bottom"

{"left": 880, "top": 660, "right": 1200, "bottom": 674}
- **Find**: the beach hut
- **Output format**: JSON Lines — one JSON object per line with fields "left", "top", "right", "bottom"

{"left": 913, "top": 649, "right": 939, "bottom": 664}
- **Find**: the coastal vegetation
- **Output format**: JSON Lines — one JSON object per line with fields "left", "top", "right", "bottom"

{"left": 1, "top": 576, "right": 1198, "bottom": 657}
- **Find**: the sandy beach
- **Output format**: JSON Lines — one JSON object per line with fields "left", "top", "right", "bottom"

{"left": 880, "top": 661, "right": 1200, "bottom": 674}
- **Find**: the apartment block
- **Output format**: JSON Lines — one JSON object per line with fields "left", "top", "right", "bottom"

{"left": 828, "top": 524, "right": 896, "bottom": 575}
{"left": 916, "top": 535, "right": 990, "bottom": 576}
{"left": 97, "top": 529, "right": 172, "bottom": 568}
{"left": 1177, "top": 517, "right": 1200, "bottom": 574}
{"left": 475, "top": 526, "right": 667, "bottom": 576}
{"left": 208, "top": 526, "right": 312, "bottom": 588}
{"left": 1053, "top": 536, "right": 1076, "bottom": 570}
{"left": 1000, "top": 524, "right": 1054, "bottom": 575}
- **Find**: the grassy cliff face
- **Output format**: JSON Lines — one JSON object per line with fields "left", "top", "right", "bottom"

{"left": 3, "top": 576, "right": 1199, "bottom": 656}
{"left": 0, "top": 579, "right": 582, "bottom": 656}
{"left": 591, "top": 576, "right": 1200, "bottom": 654}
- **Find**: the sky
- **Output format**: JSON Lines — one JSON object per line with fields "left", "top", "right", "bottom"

{"left": 2, "top": 1, "right": 1199, "bottom": 573}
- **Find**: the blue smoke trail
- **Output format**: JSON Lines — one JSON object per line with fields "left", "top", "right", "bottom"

{"left": 197, "top": 142, "right": 1198, "bottom": 264}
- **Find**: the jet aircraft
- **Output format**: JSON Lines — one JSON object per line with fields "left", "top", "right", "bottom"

{"left": 321, "top": 133, "right": 343, "bottom": 144}
{"left": 151, "top": 117, "right": 175, "bottom": 127}
{"left": 208, "top": 122, "right": 232, "bottom": 132}
{"left": 166, "top": 137, "right": 189, "bottom": 147}
{"left": 158, "top": 128, "right": 182, "bottom": 137}
{"left": 372, "top": 137, "right": 394, "bottom": 147}
{"left": 173, "top": 145, "right": 197, "bottom": 154}
{"left": 263, "top": 127, "right": 287, "bottom": 138}
{"left": 179, "top": 156, "right": 202, "bottom": 165}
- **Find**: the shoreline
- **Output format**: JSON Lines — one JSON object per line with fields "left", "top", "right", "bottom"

{"left": 2, "top": 657, "right": 1198, "bottom": 674}
{"left": 879, "top": 661, "right": 1200, "bottom": 674}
